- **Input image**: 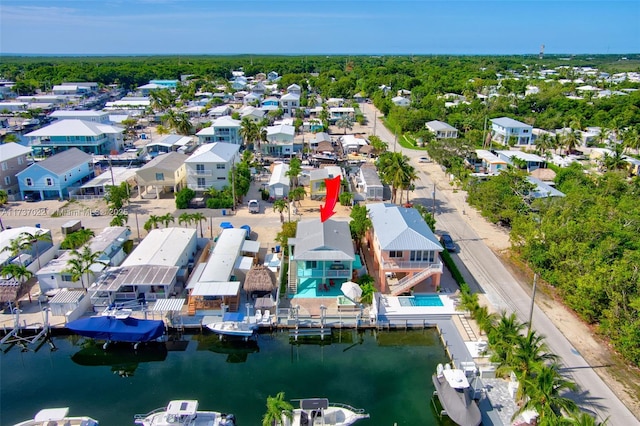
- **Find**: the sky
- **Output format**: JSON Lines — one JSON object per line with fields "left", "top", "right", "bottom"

{"left": 1, "top": 1, "right": 638, "bottom": 55}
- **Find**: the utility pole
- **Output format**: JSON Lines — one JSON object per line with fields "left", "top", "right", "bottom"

{"left": 231, "top": 158, "right": 236, "bottom": 211}
{"left": 431, "top": 183, "right": 436, "bottom": 218}
{"left": 527, "top": 273, "right": 538, "bottom": 334}
{"left": 373, "top": 110, "right": 377, "bottom": 136}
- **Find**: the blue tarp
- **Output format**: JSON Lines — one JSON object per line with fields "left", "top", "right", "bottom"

{"left": 223, "top": 312, "right": 244, "bottom": 322}
{"left": 240, "top": 224, "right": 251, "bottom": 238}
{"left": 220, "top": 222, "right": 234, "bottom": 229}
{"left": 66, "top": 316, "right": 165, "bottom": 343}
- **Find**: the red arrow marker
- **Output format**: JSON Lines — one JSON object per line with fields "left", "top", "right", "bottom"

{"left": 320, "top": 176, "right": 341, "bottom": 222}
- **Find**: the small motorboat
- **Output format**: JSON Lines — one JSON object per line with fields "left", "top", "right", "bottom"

{"left": 432, "top": 363, "right": 481, "bottom": 426}
{"left": 134, "top": 400, "right": 235, "bottom": 426}
{"left": 206, "top": 321, "right": 258, "bottom": 339}
{"left": 282, "top": 398, "right": 369, "bottom": 426}
{"left": 13, "top": 407, "right": 99, "bottom": 426}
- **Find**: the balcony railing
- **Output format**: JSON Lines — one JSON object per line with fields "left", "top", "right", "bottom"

{"left": 194, "top": 170, "right": 212, "bottom": 176}
{"left": 297, "top": 268, "right": 352, "bottom": 278}
{"left": 382, "top": 261, "right": 442, "bottom": 271}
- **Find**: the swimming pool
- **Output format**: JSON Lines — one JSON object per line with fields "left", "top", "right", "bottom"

{"left": 398, "top": 294, "right": 444, "bottom": 307}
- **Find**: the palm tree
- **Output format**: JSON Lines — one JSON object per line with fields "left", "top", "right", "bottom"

{"left": 565, "top": 412, "right": 609, "bottom": 426}
{"left": 1, "top": 263, "right": 34, "bottom": 302}
{"left": 562, "top": 129, "right": 580, "bottom": 155}
{"left": 110, "top": 213, "right": 129, "bottom": 227}
{"left": 191, "top": 212, "right": 206, "bottom": 238}
{"left": 377, "top": 152, "right": 415, "bottom": 204}
{"left": 18, "top": 230, "right": 52, "bottom": 270}
{"left": 289, "top": 186, "right": 306, "bottom": 208}
{"left": 2, "top": 237, "right": 26, "bottom": 266}
{"left": 178, "top": 212, "right": 194, "bottom": 228}
{"left": 0, "top": 189, "right": 8, "bottom": 206}
{"left": 273, "top": 199, "right": 288, "bottom": 223}
{"left": 286, "top": 157, "right": 302, "bottom": 188}
{"left": 336, "top": 114, "right": 354, "bottom": 135}
{"left": 240, "top": 117, "right": 259, "bottom": 150}
{"left": 514, "top": 363, "right": 578, "bottom": 424}
{"left": 622, "top": 126, "right": 640, "bottom": 155}
{"left": 510, "top": 330, "right": 559, "bottom": 400}
{"left": 173, "top": 112, "right": 193, "bottom": 135}
{"left": 144, "top": 215, "right": 162, "bottom": 232}
{"left": 602, "top": 143, "right": 627, "bottom": 172}
{"left": 64, "top": 246, "right": 108, "bottom": 292}
{"left": 262, "top": 392, "right": 293, "bottom": 426}
{"left": 489, "top": 312, "right": 526, "bottom": 364}
{"left": 61, "top": 228, "right": 95, "bottom": 250}
{"left": 158, "top": 213, "right": 175, "bottom": 228}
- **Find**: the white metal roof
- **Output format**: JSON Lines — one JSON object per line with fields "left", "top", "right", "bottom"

{"left": 267, "top": 124, "right": 295, "bottom": 136}
{"left": 367, "top": 203, "right": 442, "bottom": 251}
{"left": 491, "top": 117, "right": 531, "bottom": 128}
{"left": 242, "top": 240, "right": 260, "bottom": 253}
{"left": 49, "top": 289, "right": 85, "bottom": 304}
{"left": 25, "top": 119, "right": 124, "bottom": 137}
{"left": 185, "top": 142, "right": 239, "bottom": 163}
{"left": 121, "top": 228, "right": 196, "bottom": 267}
{"left": 191, "top": 281, "right": 240, "bottom": 296}
{"left": 269, "top": 163, "right": 290, "bottom": 187}
{"left": 0, "top": 142, "right": 31, "bottom": 160}
{"left": 152, "top": 298, "right": 186, "bottom": 312}
{"left": 290, "top": 218, "right": 354, "bottom": 261}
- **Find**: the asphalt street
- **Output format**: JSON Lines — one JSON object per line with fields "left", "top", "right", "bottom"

{"left": 360, "top": 102, "right": 639, "bottom": 425}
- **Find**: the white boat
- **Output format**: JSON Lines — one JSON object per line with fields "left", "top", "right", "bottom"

{"left": 134, "top": 400, "right": 235, "bottom": 426}
{"left": 432, "top": 364, "right": 481, "bottom": 426}
{"left": 206, "top": 321, "right": 258, "bottom": 339}
{"left": 282, "top": 398, "right": 369, "bottom": 426}
{"left": 13, "top": 407, "right": 99, "bottom": 426}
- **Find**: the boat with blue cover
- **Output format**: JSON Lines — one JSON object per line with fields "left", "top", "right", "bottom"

{"left": 66, "top": 315, "right": 165, "bottom": 349}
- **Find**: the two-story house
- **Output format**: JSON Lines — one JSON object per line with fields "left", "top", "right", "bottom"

{"left": 49, "top": 110, "right": 111, "bottom": 124}
{"left": 495, "top": 150, "right": 546, "bottom": 172}
{"left": 287, "top": 218, "right": 355, "bottom": 298}
{"left": 17, "top": 148, "right": 94, "bottom": 201}
{"left": 25, "top": 119, "right": 125, "bottom": 156}
{"left": 425, "top": 120, "right": 458, "bottom": 139}
{"left": 135, "top": 152, "right": 188, "bottom": 199}
{"left": 280, "top": 93, "right": 300, "bottom": 117}
{"left": 367, "top": 203, "right": 443, "bottom": 295}
{"left": 0, "top": 143, "right": 32, "bottom": 201}
{"left": 287, "top": 84, "right": 302, "bottom": 96}
{"left": 491, "top": 117, "right": 533, "bottom": 146}
{"left": 184, "top": 142, "right": 241, "bottom": 192}
{"left": 196, "top": 116, "right": 242, "bottom": 145}
{"left": 310, "top": 166, "right": 343, "bottom": 200}
{"left": 264, "top": 124, "right": 296, "bottom": 156}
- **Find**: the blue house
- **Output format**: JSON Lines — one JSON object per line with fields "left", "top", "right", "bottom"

{"left": 17, "top": 148, "right": 94, "bottom": 200}
{"left": 25, "top": 119, "right": 125, "bottom": 156}
{"left": 149, "top": 79, "right": 179, "bottom": 89}
{"left": 196, "top": 116, "right": 242, "bottom": 145}
{"left": 287, "top": 219, "right": 356, "bottom": 298}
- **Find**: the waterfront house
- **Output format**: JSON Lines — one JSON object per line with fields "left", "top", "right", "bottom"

{"left": 17, "top": 148, "right": 93, "bottom": 201}
{"left": 268, "top": 162, "right": 290, "bottom": 200}
{"left": 425, "top": 120, "right": 458, "bottom": 139}
{"left": 135, "top": 152, "right": 188, "bottom": 199}
{"left": 88, "top": 227, "right": 197, "bottom": 307}
{"left": 490, "top": 117, "right": 533, "bottom": 146}
{"left": 144, "top": 134, "right": 194, "bottom": 158}
{"left": 310, "top": 132, "right": 332, "bottom": 150}
{"left": 366, "top": 203, "right": 443, "bottom": 295}
{"left": 184, "top": 142, "right": 241, "bottom": 192}
{"left": 25, "top": 119, "right": 125, "bottom": 156}
{"left": 356, "top": 164, "right": 384, "bottom": 201}
{"left": 288, "top": 218, "right": 355, "bottom": 297}
{"left": 264, "top": 124, "right": 296, "bottom": 156}
{"left": 36, "top": 226, "right": 131, "bottom": 294}
{"left": 196, "top": 116, "right": 242, "bottom": 145}
{"left": 495, "top": 150, "right": 546, "bottom": 172}
{"left": 186, "top": 228, "right": 259, "bottom": 314}
{"left": 0, "top": 143, "right": 32, "bottom": 201}
{"left": 340, "top": 135, "right": 368, "bottom": 154}
{"left": 310, "top": 166, "right": 343, "bottom": 200}
{"left": 280, "top": 93, "right": 300, "bottom": 117}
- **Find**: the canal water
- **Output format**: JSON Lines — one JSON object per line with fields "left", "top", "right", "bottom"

{"left": 1, "top": 329, "right": 456, "bottom": 426}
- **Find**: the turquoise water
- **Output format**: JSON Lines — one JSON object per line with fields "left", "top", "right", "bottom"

{"left": 1, "top": 329, "right": 454, "bottom": 426}
{"left": 399, "top": 295, "right": 444, "bottom": 307}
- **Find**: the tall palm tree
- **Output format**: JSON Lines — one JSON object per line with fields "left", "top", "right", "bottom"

{"left": 514, "top": 363, "right": 578, "bottom": 424}
{"left": 18, "top": 230, "right": 52, "bottom": 270}
{"left": 144, "top": 215, "right": 162, "bottom": 232}
{"left": 336, "top": 114, "right": 354, "bottom": 135}
{"left": 191, "top": 212, "right": 206, "bottom": 238}
{"left": 158, "top": 213, "right": 175, "bottom": 228}
{"left": 565, "top": 412, "right": 609, "bottom": 426}
{"left": 240, "top": 117, "right": 259, "bottom": 150}
{"left": 110, "top": 213, "right": 129, "bottom": 227}
{"left": 286, "top": 157, "right": 302, "bottom": 188}
{"left": 61, "top": 228, "right": 94, "bottom": 250}
{"left": 173, "top": 112, "right": 193, "bottom": 135}
{"left": 289, "top": 186, "right": 306, "bottom": 208}
{"left": 64, "top": 246, "right": 108, "bottom": 292}
{"left": 510, "top": 330, "right": 559, "bottom": 400}
{"left": 2, "top": 236, "right": 27, "bottom": 266}
{"left": 489, "top": 312, "right": 526, "bottom": 365}
{"left": 262, "top": 392, "right": 293, "bottom": 426}
{"left": 562, "top": 129, "right": 580, "bottom": 155}
{"left": 602, "top": 143, "right": 627, "bottom": 172}
{"left": 178, "top": 212, "right": 194, "bottom": 228}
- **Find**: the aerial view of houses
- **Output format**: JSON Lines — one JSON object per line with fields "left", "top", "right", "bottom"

{"left": 0, "top": 48, "right": 639, "bottom": 425}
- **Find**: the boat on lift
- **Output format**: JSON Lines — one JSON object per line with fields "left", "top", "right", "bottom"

{"left": 134, "top": 400, "right": 235, "bottom": 426}
{"left": 282, "top": 398, "right": 369, "bottom": 426}
{"left": 13, "top": 407, "right": 99, "bottom": 426}
{"left": 432, "top": 363, "right": 481, "bottom": 426}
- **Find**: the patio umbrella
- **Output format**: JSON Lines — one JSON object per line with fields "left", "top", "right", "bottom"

{"left": 340, "top": 281, "right": 362, "bottom": 303}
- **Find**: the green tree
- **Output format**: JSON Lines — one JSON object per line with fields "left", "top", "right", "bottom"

{"left": 158, "top": 213, "right": 175, "bottom": 228}
{"left": 105, "top": 182, "right": 131, "bottom": 210}
{"left": 61, "top": 228, "right": 95, "bottom": 250}
{"left": 175, "top": 187, "right": 196, "bottom": 209}
{"left": 275, "top": 221, "right": 297, "bottom": 256}
{"left": 289, "top": 186, "right": 306, "bottom": 207}
{"left": 357, "top": 274, "right": 376, "bottom": 305}
{"left": 262, "top": 392, "right": 293, "bottom": 426}
{"left": 240, "top": 117, "right": 259, "bottom": 150}
{"left": 18, "top": 230, "right": 52, "bottom": 270}
{"left": 144, "top": 214, "right": 162, "bottom": 232}
{"left": 509, "top": 330, "right": 559, "bottom": 401}
{"left": 0, "top": 263, "right": 33, "bottom": 301}
{"left": 286, "top": 157, "right": 302, "bottom": 188}
{"left": 349, "top": 204, "right": 371, "bottom": 252}
{"left": 191, "top": 212, "right": 206, "bottom": 238}
{"left": 64, "top": 246, "right": 108, "bottom": 291}
{"left": 2, "top": 134, "right": 20, "bottom": 143}
{"left": 110, "top": 212, "right": 129, "bottom": 227}
{"left": 336, "top": 114, "right": 354, "bottom": 134}
{"left": 368, "top": 135, "right": 388, "bottom": 157}
{"left": 178, "top": 212, "right": 194, "bottom": 228}
{"left": 0, "top": 190, "right": 7, "bottom": 206}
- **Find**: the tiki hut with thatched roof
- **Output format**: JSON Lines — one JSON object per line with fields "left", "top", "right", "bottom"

{"left": 243, "top": 265, "right": 276, "bottom": 296}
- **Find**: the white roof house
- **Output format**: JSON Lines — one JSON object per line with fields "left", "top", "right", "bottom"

{"left": 25, "top": 119, "right": 125, "bottom": 155}
{"left": 474, "top": 149, "right": 508, "bottom": 175}
{"left": 391, "top": 96, "right": 411, "bottom": 107}
{"left": 268, "top": 162, "right": 290, "bottom": 200}
{"left": 193, "top": 228, "right": 250, "bottom": 283}
{"left": 184, "top": 142, "right": 240, "bottom": 191}
{"left": 266, "top": 124, "right": 295, "bottom": 142}
{"left": 425, "top": 120, "right": 458, "bottom": 139}
{"left": 496, "top": 150, "right": 546, "bottom": 172}
{"left": 340, "top": 134, "right": 369, "bottom": 153}
{"left": 186, "top": 142, "right": 240, "bottom": 164}
{"left": 0, "top": 142, "right": 31, "bottom": 161}
{"left": 367, "top": 203, "right": 442, "bottom": 252}
{"left": 49, "top": 110, "right": 110, "bottom": 123}
{"left": 288, "top": 219, "right": 354, "bottom": 262}
{"left": 26, "top": 119, "right": 123, "bottom": 138}
{"left": 0, "top": 226, "right": 52, "bottom": 267}
{"left": 122, "top": 227, "right": 197, "bottom": 268}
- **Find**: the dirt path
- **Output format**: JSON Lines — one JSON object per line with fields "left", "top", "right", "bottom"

{"left": 422, "top": 161, "right": 640, "bottom": 419}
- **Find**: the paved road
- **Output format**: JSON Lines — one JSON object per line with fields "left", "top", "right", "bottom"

{"left": 360, "top": 102, "right": 639, "bottom": 425}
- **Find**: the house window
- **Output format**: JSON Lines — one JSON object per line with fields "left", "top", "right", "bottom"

{"left": 61, "top": 274, "right": 73, "bottom": 282}
{"left": 196, "top": 164, "right": 205, "bottom": 173}
{"left": 306, "top": 261, "right": 317, "bottom": 269}
{"left": 216, "top": 164, "right": 225, "bottom": 169}
{"left": 4, "top": 176, "right": 10, "bottom": 185}
{"left": 410, "top": 250, "right": 435, "bottom": 262}
{"left": 25, "top": 177, "right": 33, "bottom": 186}
{"left": 1, "top": 162, "right": 7, "bottom": 171}
{"left": 389, "top": 250, "right": 402, "bottom": 258}
{"left": 217, "top": 177, "right": 226, "bottom": 180}
{"left": 155, "top": 173, "right": 164, "bottom": 181}
{"left": 197, "top": 178, "right": 206, "bottom": 189}
{"left": 18, "top": 156, "right": 24, "bottom": 165}
{"left": 45, "top": 177, "right": 54, "bottom": 186}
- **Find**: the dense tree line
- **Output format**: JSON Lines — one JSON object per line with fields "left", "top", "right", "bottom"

{"left": 468, "top": 166, "right": 640, "bottom": 366}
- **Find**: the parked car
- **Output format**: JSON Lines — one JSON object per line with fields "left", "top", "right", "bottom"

{"left": 248, "top": 199, "right": 260, "bottom": 214}
{"left": 418, "top": 156, "right": 432, "bottom": 163}
{"left": 24, "top": 194, "right": 41, "bottom": 202}
{"left": 439, "top": 234, "right": 456, "bottom": 252}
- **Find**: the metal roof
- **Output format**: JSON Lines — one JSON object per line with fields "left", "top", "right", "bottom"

{"left": 25, "top": 119, "right": 123, "bottom": 137}
{"left": 269, "top": 163, "right": 290, "bottom": 187}
{"left": 92, "top": 265, "right": 179, "bottom": 292}
{"left": 152, "top": 298, "right": 185, "bottom": 312}
{"left": 491, "top": 117, "right": 531, "bottom": 128}
{"left": 122, "top": 227, "right": 196, "bottom": 267}
{"left": 0, "top": 142, "right": 31, "bottom": 159}
{"left": 191, "top": 281, "right": 240, "bottom": 296}
{"left": 367, "top": 203, "right": 443, "bottom": 251}
{"left": 426, "top": 120, "right": 456, "bottom": 131}
{"left": 49, "top": 289, "right": 85, "bottom": 304}
{"left": 185, "top": 142, "right": 239, "bottom": 163}
{"left": 290, "top": 218, "right": 354, "bottom": 261}
{"left": 21, "top": 148, "right": 91, "bottom": 175}
{"left": 137, "top": 152, "right": 189, "bottom": 173}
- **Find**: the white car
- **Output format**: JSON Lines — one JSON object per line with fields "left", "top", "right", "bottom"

{"left": 248, "top": 199, "right": 260, "bottom": 214}
{"left": 418, "top": 156, "right": 432, "bottom": 163}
